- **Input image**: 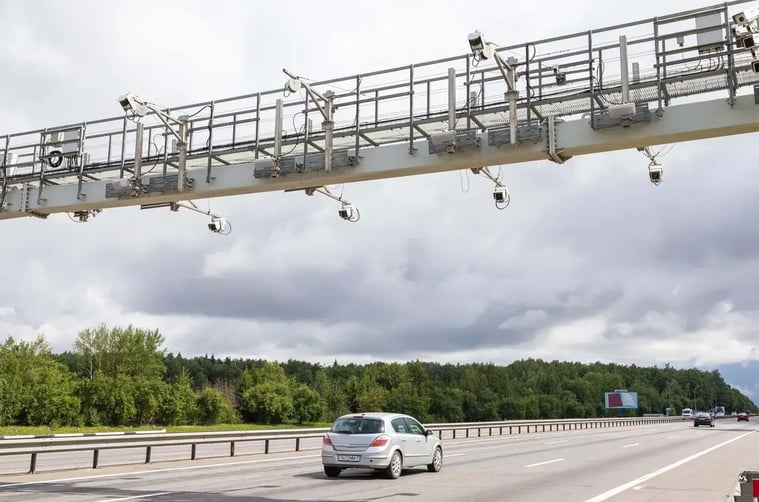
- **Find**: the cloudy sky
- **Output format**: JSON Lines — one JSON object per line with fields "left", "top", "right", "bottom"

{"left": 2, "top": 0, "right": 759, "bottom": 402}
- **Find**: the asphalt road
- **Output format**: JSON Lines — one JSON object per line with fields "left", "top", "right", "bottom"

{"left": 0, "top": 420, "right": 757, "bottom": 501}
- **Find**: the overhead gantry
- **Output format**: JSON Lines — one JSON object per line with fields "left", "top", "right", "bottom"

{"left": 2, "top": 0, "right": 759, "bottom": 232}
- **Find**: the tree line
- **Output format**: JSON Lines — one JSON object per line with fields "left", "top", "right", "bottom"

{"left": 1, "top": 324, "right": 755, "bottom": 428}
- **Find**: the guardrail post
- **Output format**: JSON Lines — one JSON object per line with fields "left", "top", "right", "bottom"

{"left": 438, "top": 430, "right": 442, "bottom": 439}
{"left": 29, "top": 452, "right": 37, "bottom": 474}
{"left": 453, "top": 429, "right": 456, "bottom": 439}
{"left": 93, "top": 449, "right": 99, "bottom": 469}
{"left": 191, "top": 443, "right": 197, "bottom": 460}
{"left": 265, "top": 439, "right": 270, "bottom": 454}
{"left": 466, "top": 429, "right": 469, "bottom": 438}
{"left": 478, "top": 428, "right": 481, "bottom": 437}
{"left": 145, "top": 446, "right": 152, "bottom": 464}
{"left": 296, "top": 437, "right": 300, "bottom": 451}
{"left": 230, "top": 441, "right": 235, "bottom": 457}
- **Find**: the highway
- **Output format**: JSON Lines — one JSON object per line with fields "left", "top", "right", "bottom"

{"left": 0, "top": 420, "right": 757, "bottom": 501}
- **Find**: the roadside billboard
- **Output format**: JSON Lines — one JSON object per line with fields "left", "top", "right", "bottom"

{"left": 604, "top": 391, "right": 638, "bottom": 409}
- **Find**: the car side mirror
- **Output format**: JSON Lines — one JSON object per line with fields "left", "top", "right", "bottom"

{"left": 425, "top": 429, "right": 434, "bottom": 436}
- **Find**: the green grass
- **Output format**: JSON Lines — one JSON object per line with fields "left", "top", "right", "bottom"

{"left": 165, "top": 422, "right": 331, "bottom": 433}
{"left": 0, "top": 422, "right": 332, "bottom": 436}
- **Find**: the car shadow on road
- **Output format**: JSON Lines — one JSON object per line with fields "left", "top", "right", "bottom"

{"left": 295, "top": 467, "right": 430, "bottom": 480}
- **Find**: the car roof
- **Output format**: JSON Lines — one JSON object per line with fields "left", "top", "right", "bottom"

{"left": 334, "top": 412, "right": 415, "bottom": 421}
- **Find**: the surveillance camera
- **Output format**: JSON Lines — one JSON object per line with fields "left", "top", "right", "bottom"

{"left": 649, "top": 167, "right": 663, "bottom": 185}
{"left": 118, "top": 95, "right": 131, "bottom": 111}
{"left": 553, "top": 66, "right": 567, "bottom": 85}
{"left": 752, "top": 58, "right": 759, "bottom": 73}
{"left": 286, "top": 78, "right": 302, "bottom": 93}
{"left": 734, "top": 7, "right": 759, "bottom": 26}
{"left": 338, "top": 204, "right": 354, "bottom": 220}
{"left": 468, "top": 31, "right": 485, "bottom": 53}
{"left": 208, "top": 216, "right": 227, "bottom": 232}
{"left": 117, "top": 93, "right": 147, "bottom": 117}
{"left": 493, "top": 185, "right": 509, "bottom": 203}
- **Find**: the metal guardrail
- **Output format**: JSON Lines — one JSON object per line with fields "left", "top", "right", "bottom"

{"left": 0, "top": 416, "right": 681, "bottom": 474}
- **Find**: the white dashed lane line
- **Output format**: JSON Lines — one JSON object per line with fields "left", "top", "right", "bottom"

{"left": 525, "top": 458, "right": 564, "bottom": 468}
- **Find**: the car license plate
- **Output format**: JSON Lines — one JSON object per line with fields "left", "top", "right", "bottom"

{"left": 337, "top": 454, "right": 360, "bottom": 462}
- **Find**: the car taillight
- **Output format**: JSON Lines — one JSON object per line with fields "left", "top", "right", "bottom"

{"left": 370, "top": 436, "right": 389, "bottom": 447}
{"left": 323, "top": 436, "right": 332, "bottom": 446}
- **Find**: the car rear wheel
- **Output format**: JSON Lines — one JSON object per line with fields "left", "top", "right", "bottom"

{"left": 427, "top": 447, "right": 443, "bottom": 472}
{"left": 385, "top": 451, "right": 402, "bottom": 479}
{"left": 324, "top": 466, "right": 341, "bottom": 478}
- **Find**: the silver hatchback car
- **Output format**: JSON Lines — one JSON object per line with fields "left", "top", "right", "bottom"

{"left": 321, "top": 412, "right": 443, "bottom": 479}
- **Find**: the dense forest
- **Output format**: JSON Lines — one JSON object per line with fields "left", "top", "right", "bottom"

{"left": 0, "top": 324, "right": 755, "bottom": 427}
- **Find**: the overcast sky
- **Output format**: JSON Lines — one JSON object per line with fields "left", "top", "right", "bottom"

{"left": 2, "top": 0, "right": 759, "bottom": 403}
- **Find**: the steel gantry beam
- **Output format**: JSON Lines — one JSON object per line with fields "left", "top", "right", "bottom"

{"left": 1, "top": 0, "right": 759, "bottom": 224}
{"left": 2, "top": 93, "right": 759, "bottom": 220}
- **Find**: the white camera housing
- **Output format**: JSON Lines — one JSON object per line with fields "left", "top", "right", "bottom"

{"left": 118, "top": 93, "right": 148, "bottom": 117}
{"left": 493, "top": 186, "right": 509, "bottom": 202}
{"left": 286, "top": 78, "right": 302, "bottom": 93}
{"left": 733, "top": 7, "right": 759, "bottom": 26}
{"left": 607, "top": 103, "right": 637, "bottom": 120}
{"left": 208, "top": 216, "right": 227, "bottom": 232}
{"left": 468, "top": 31, "right": 485, "bottom": 52}
{"left": 338, "top": 204, "right": 355, "bottom": 220}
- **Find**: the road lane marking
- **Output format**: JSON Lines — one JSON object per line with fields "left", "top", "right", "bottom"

{"left": 584, "top": 427, "right": 759, "bottom": 502}
{"left": 97, "top": 492, "right": 170, "bottom": 501}
{"left": 632, "top": 485, "right": 644, "bottom": 491}
{"left": 622, "top": 443, "right": 639, "bottom": 448}
{"left": 525, "top": 458, "right": 564, "bottom": 468}
{"left": 668, "top": 435, "right": 678, "bottom": 439}
{"left": 0, "top": 454, "right": 322, "bottom": 488}
{"left": 446, "top": 453, "right": 466, "bottom": 458}
{"left": 545, "top": 440, "right": 568, "bottom": 444}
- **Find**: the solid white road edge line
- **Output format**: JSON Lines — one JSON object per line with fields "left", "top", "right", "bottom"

{"left": 96, "top": 492, "right": 170, "bottom": 502}
{"left": 546, "top": 440, "right": 569, "bottom": 445}
{"left": 584, "top": 427, "right": 759, "bottom": 502}
{"left": 525, "top": 458, "right": 564, "bottom": 468}
{"left": 622, "top": 443, "right": 639, "bottom": 448}
{"left": 0, "top": 454, "right": 323, "bottom": 488}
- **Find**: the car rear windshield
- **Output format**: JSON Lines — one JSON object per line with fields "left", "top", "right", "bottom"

{"left": 330, "top": 417, "right": 385, "bottom": 434}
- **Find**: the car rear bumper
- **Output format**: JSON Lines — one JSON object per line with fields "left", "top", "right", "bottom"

{"left": 322, "top": 450, "right": 394, "bottom": 470}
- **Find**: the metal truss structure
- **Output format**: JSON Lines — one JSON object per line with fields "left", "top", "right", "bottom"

{"left": 2, "top": 0, "right": 759, "bottom": 225}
